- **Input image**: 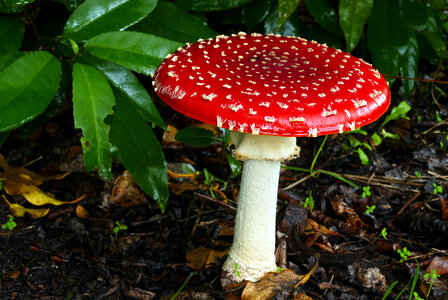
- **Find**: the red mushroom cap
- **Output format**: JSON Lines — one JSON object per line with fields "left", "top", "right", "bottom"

{"left": 153, "top": 32, "right": 390, "bottom": 137}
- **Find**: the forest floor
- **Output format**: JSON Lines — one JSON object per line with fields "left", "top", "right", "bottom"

{"left": 1, "top": 72, "right": 448, "bottom": 300}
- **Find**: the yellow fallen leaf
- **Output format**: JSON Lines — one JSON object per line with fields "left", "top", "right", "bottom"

{"left": 2, "top": 174, "right": 85, "bottom": 206}
{"left": 3, "top": 195, "right": 49, "bottom": 218}
{"left": 0, "top": 154, "right": 69, "bottom": 185}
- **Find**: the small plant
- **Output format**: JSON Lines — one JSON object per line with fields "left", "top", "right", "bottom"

{"left": 234, "top": 263, "right": 241, "bottom": 277}
{"left": 423, "top": 269, "right": 440, "bottom": 297}
{"left": 276, "top": 266, "right": 285, "bottom": 272}
{"left": 413, "top": 292, "right": 424, "bottom": 300}
{"left": 433, "top": 182, "right": 443, "bottom": 195}
{"left": 397, "top": 247, "right": 412, "bottom": 262}
{"left": 0, "top": 178, "right": 4, "bottom": 190}
{"left": 302, "top": 191, "right": 315, "bottom": 212}
{"left": 365, "top": 204, "right": 376, "bottom": 215}
{"left": 2, "top": 216, "right": 17, "bottom": 241}
{"left": 380, "top": 228, "right": 388, "bottom": 240}
{"left": 414, "top": 170, "right": 421, "bottom": 178}
{"left": 362, "top": 186, "right": 372, "bottom": 198}
{"left": 113, "top": 221, "right": 128, "bottom": 240}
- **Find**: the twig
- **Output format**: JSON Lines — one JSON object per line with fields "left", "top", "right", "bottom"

{"left": 170, "top": 271, "right": 197, "bottom": 300}
{"left": 194, "top": 192, "right": 236, "bottom": 211}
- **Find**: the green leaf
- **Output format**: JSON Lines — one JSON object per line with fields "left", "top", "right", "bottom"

{"left": 367, "top": 0, "right": 409, "bottom": 85}
{"left": 78, "top": 53, "right": 165, "bottom": 128}
{"left": 380, "top": 101, "right": 411, "bottom": 128}
{"left": 84, "top": 31, "right": 182, "bottom": 76}
{"left": 72, "top": 63, "right": 115, "bottom": 179}
{"left": 278, "top": 0, "right": 300, "bottom": 31}
{"left": 226, "top": 154, "right": 242, "bottom": 178}
{"left": 242, "top": 0, "right": 272, "bottom": 31}
{"left": 63, "top": 0, "right": 157, "bottom": 42}
{"left": 304, "top": 0, "right": 341, "bottom": 36}
{"left": 0, "top": 51, "right": 61, "bottom": 132}
{"left": 0, "top": 15, "right": 24, "bottom": 56}
{"left": 0, "top": 0, "right": 35, "bottom": 13}
{"left": 106, "top": 91, "right": 168, "bottom": 213}
{"left": 55, "top": 0, "right": 84, "bottom": 11}
{"left": 338, "top": 0, "right": 373, "bottom": 52}
{"left": 264, "top": 5, "right": 300, "bottom": 36}
{"left": 131, "top": 1, "right": 217, "bottom": 43}
{"left": 356, "top": 148, "right": 370, "bottom": 165}
{"left": 174, "top": 0, "right": 253, "bottom": 11}
{"left": 399, "top": 34, "right": 419, "bottom": 97}
{"left": 0, "top": 51, "right": 25, "bottom": 71}
{"left": 175, "top": 127, "right": 220, "bottom": 146}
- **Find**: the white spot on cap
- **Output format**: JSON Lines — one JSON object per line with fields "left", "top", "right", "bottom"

{"left": 289, "top": 117, "right": 305, "bottom": 122}
{"left": 238, "top": 123, "right": 247, "bottom": 132}
{"left": 251, "top": 124, "right": 260, "bottom": 135}
{"left": 338, "top": 124, "right": 344, "bottom": 133}
{"left": 265, "top": 116, "right": 276, "bottom": 122}
{"left": 353, "top": 99, "right": 367, "bottom": 108}
{"left": 229, "top": 104, "right": 244, "bottom": 112}
{"left": 217, "top": 116, "right": 224, "bottom": 127}
{"left": 223, "top": 84, "right": 232, "bottom": 89}
{"left": 259, "top": 102, "right": 270, "bottom": 107}
{"left": 348, "top": 122, "right": 356, "bottom": 131}
{"left": 308, "top": 128, "right": 318, "bottom": 137}
{"left": 321, "top": 106, "right": 337, "bottom": 117}
{"left": 228, "top": 120, "right": 236, "bottom": 130}
{"left": 202, "top": 93, "right": 217, "bottom": 101}
{"left": 277, "top": 102, "right": 289, "bottom": 109}
{"left": 249, "top": 108, "right": 257, "bottom": 115}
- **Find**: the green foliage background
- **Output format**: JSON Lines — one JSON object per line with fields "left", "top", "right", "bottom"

{"left": 0, "top": 0, "right": 446, "bottom": 212}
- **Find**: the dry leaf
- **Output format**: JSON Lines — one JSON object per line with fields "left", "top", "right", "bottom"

{"left": 162, "top": 124, "right": 179, "bottom": 144}
{"left": 427, "top": 256, "right": 448, "bottom": 276}
{"left": 75, "top": 205, "right": 90, "bottom": 219}
{"left": 0, "top": 154, "right": 69, "bottom": 185}
{"left": 186, "top": 247, "right": 228, "bottom": 270}
{"left": 241, "top": 257, "right": 318, "bottom": 299}
{"left": 110, "top": 170, "right": 147, "bottom": 207}
{"left": 331, "top": 198, "right": 368, "bottom": 230}
{"left": 3, "top": 195, "right": 50, "bottom": 218}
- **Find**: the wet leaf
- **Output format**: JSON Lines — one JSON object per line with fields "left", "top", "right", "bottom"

{"left": 338, "top": 0, "right": 373, "bottom": 52}
{"left": 110, "top": 170, "right": 148, "bottom": 207}
{"left": 305, "top": 219, "right": 342, "bottom": 237}
{"left": 3, "top": 195, "right": 50, "bottom": 218}
{"left": 278, "top": 0, "right": 299, "bottom": 31}
{"left": 63, "top": 0, "right": 157, "bottom": 41}
{"left": 72, "top": 63, "right": 115, "bottom": 179}
{"left": 186, "top": 247, "right": 228, "bottom": 270}
{"left": 106, "top": 90, "right": 168, "bottom": 213}
{"left": 174, "top": 0, "right": 253, "bottom": 11}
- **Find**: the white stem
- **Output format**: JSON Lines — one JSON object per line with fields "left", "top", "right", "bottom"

{"left": 223, "top": 159, "right": 280, "bottom": 282}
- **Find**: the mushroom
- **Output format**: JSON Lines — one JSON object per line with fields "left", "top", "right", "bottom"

{"left": 152, "top": 32, "right": 390, "bottom": 282}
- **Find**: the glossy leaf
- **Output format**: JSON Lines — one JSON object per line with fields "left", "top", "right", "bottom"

{"left": 0, "top": 0, "right": 35, "bottom": 13}
{"left": 72, "top": 63, "right": 114, "bottom": 179}
{"left": 174, "top": 0, "right": 253, "bottom": 11}
{"left": 277, "top": 0, "right": 300, "bottom": 31}
{"left": 106, "top": 91, "right": 168, "bottom": 213}
{"left": 399, "top": 34, "right": 419, "bottom": 97}
{"left": 0, "top": 51, "right": 61, "bottom": 132}
{"left": 242, "top": 0, "right": 272, "bottom": 32}
{"left": 84, "top": 31, "right": 182, "bottom": 76}
{"left": 55, "top": 0, "right": 84, "bottom": 11}
{"left": 303, "top": 0, "right": 341, "bottom": 36}
{"left": 63, "top": 0, "right": 157, "bottom": 41}
{"left": 79, "top": 53, "right": 165, "bottom": 128}
{"left": 367, "top": 0, "right": 408, "bottom": 84}
{"left": 0, "top": 15, "right": 24, "bottom": 56}
{"left": 264, "top": 6, "right": 300, "bottom": 36}
{"left": 131, "top": 1, "right": 217, "bottom": 43}
{"left": 175, "top": 127, "right": 220, "bottom": 146}
{"left": 338, "top": 0, "right": 373, "bottom": 52}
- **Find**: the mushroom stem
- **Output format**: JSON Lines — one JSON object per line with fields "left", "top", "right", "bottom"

{"left": 222, "top": 159, "right": 280, "bottom": 282}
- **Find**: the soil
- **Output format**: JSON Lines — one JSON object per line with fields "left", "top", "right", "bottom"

{"left": 1, "top": 78, "right": 448, "bottom": 299}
